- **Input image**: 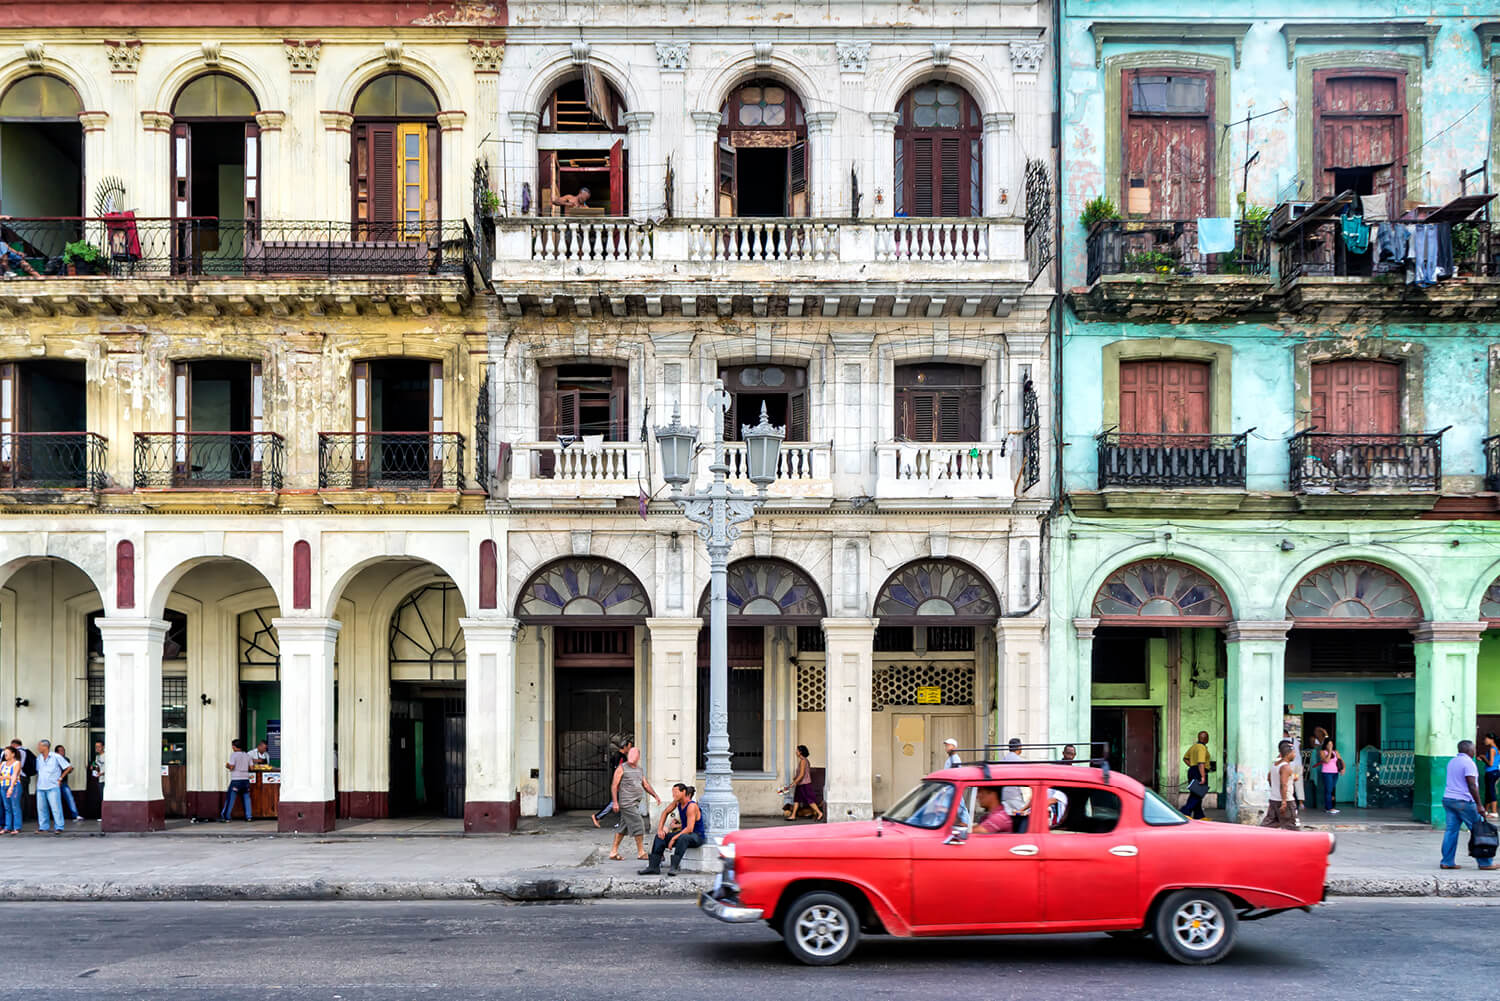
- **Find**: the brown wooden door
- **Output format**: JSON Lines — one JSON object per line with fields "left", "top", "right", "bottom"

{"left": 1122, "top": 69, "right": 1212, "bottom": 219}
{"left": 1118, "top": 360, "right": 1210, "bottom": 436}
{"left": 351, "top": 361, "right": 371, "bottom": 486}
{"left": 1310, "top": 359, "right": 1400, "bottom": 435}
{"left": 353, "top": 123, "right": 398, "bottom": 237}
{"left": 1123, "top": 708, "right": 1159, "bottom": 788}
{"left": 607, "top": 140, "right": 625, "bottom": 216}
{"left": 1314, "top": 71, "right": 1404, "bottom": 213}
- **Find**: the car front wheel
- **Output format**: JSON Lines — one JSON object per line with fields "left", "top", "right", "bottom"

{"left": 781, "top": 891, "right": 860, "bottom": 966}
{"left": 1152, "top": 889, "right": 1237, "bottom": 965}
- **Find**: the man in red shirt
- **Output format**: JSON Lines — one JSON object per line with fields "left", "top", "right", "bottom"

{"left": 973, "top": 787, "right": 1013, "bottom": 834}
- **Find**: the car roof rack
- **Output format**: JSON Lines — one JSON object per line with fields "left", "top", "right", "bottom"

{"left": 948, "top": 742, "right": 1112, "bottom": 783}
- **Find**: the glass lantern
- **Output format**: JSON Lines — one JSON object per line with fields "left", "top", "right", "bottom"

{"left": 741, "top": 402, "right": 786, "bottom": 491}
{"left": 654, "top": 406, "right": 698, "bottom": 489}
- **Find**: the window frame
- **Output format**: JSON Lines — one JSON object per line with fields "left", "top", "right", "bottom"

{"left": 893, "top": 81, "right": 984, "bottom": 218}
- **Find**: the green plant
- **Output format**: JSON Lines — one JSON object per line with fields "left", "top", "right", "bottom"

{"left": 479, "top": 189, "right": 501, "bottom": 216}
{"left": 1079, "top": 195, "right": 1120, "bottom": 229}
{"left": 1454, "top": 222, "right": 1481, "bottom": 264}
{"left": 62, "top": 240, "right": 101, "bottom": 265}
{"left": 1124, "top": 249, "right": 1176, "bottom": 274}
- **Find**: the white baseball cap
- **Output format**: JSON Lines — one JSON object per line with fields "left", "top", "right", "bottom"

{"left": 943, "top": 738, "right": 958, "bottom": 748}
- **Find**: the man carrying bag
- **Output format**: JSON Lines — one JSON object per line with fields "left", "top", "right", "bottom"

{"left": 1441, "top": 740, "right": 1496, "bottom": 871}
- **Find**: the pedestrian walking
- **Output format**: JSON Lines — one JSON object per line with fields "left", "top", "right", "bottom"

{"left": 1260, "top": 739, "right": 1301, "bottom": 830}
{"left": 607, "top": 746, "right": 659, "bottom": 861}
{"left": 1182, "top": 730, "right": 1212, "bottom": 820}
{"left": 1481, "top": 733, "right": 1498, "bottom": 821}
{"left": 788, "top": 745, "right": 823, "bottom": 822}
{"left": 219, "top": 739, "right": 254, "bottom": 822}
{"left": 591, "top": 735, "right": 632, "bottom": 829}
{"left": 942, "top": 738, "right": 962, "bottom": 769}
{"left": 89, "top": 740, "right": 105, "bottom": 819}
{"left": 0, "top": 746, "right": 22, "bottom": 833}
{"left": 1317, "top": 737, "right": 1343, "bottom": 815}
{"left": 33, "top": 739, "right": 66, "bottom": 834}
{"left": 639, "top": 783, "right": 707, "bottom": 876}
{"left": 1441, "top": 740, "right": 1496, "bottom": 871}
{"left": 52, "top": 744, "right": 84, "bottom": 822}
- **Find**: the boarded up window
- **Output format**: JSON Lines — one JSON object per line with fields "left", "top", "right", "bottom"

{"left": 1122, "top": 70, "right": 1212, "bottom": 219}
{"left": 1314, "top": 71, "right": 1405, "bottom": 217}
{"left": 895, "top": 83, "right": 983, "bottom": 217}
{"left": 894, "top": 363, "right": 981, "bottom": 443}
{"left": 1310, "top": 359, "right": 1400, "bottom": 435}
{"left": 1118, "top": 360, "right": 1210, "bottom": 435}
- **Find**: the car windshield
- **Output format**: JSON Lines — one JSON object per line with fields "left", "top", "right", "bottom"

{"left": 1142, "top": 788, "right": 1189, "bottom": 826}
{"left": 884, "top": 780, "right": 956, "bottom": 829}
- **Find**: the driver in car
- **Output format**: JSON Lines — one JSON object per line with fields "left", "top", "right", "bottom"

{"left": 972, "top": 786, "right": 1014, "bottom": 834}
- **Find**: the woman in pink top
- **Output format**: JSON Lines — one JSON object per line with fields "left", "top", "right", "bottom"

{"left": 1318, "top": 737, "right": 1342, "bottom": 815}
{"left": 0, "top": 746, "right": 22, "bottom": 833}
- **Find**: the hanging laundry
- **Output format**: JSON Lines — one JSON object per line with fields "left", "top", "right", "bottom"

{"left": 1196, "top": 217, "right": 1235, "bottom": 255}
{"left": 1410, "top": 224, "right": 1438, "bottom": 287}
{"left": 1340, "top": 214, "right": 1370, "bottom": 254}
{"left": 1435, "top": 223, "right": 1453, "bottom": 278}
{"left": 1359, "top": 194, "right": 1390, "bottom": 222}
{"left": 1377, "top": 222, "right": 1408, "bottom": 263}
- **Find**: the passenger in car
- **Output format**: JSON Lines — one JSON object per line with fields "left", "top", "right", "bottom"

{"left": 973, "top": 787, "right": 1013, "bottom": 834}
{"left": 1001, "top": 784, "right": 1031, "bottom": 832}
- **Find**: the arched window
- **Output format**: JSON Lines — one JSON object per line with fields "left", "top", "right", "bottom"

{"left": 515, "top": 557, "right": 651, "bottom": 622}
{"left": 717, "top": 79, "right": 807, "bottom": 217}
{"left": 0, "top": 75, "right": 84, "bottom": 223}
{"left": 390, "top": 582, "right": 466, "bottom": 680}
{"left": 874, "top": 559, "right": 999, "bottom": 623}
{"left": 894, "top": 82, "right": 982, "bottom": 217}
{"left": 538, "top": 75, "right": 628, "bottom": 216}
{"left": 697, "top": 558, "right": 827, "bottom": 621}
{"left": 1092, "top": 559, "right": 1231, "bottom": 623}
{"left": 351, "top": 73, "right": 441, "bottom": 241}
{"left": 170, "top": 73, "right": 261, "bottom": 224}
{"left": 1286, "top": 561, "right": 1421, "bottom": 625}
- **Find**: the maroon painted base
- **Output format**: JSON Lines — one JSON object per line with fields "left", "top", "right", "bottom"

{"left": 186, "top": 790, "right": 223, "bottom": 820}
{"left": 339, "top": 790, "right": 389, "bottom": 819}
{"left": 102, "top": 799, "right": 166, "bottom": 833}
{"left": 278, "top": 800, "right": 336, "bottom": 833}
{"left": 464, "top": 798, "right": 520, "bottom": 833}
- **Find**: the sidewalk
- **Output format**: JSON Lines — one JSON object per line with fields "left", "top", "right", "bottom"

{"left": 0, "top": 816, "right": 1492, "bottom": 902}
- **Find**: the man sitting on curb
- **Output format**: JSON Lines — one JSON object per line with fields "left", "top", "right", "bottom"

{"left": 639, "top": 783, "right": 706, "bottom": 876}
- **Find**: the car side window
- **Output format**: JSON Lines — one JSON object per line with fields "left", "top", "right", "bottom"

{"left": 1142, "top": 788, "right": 1189, "bottom": 826}
{"left": 1043, "top": 786, "right": 1121, "bottom": 834}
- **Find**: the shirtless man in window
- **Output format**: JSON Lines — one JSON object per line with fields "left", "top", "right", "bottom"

{"left": 552, "top": 186, "right": 592, "bottom": 210}
{"left": 972, "top": 786, "right": 1013, "bottom": 834}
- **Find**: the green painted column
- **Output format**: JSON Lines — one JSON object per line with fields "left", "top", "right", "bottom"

{"left": 1411, "top": 623, "right": 1483, "bottom": 827}
{"left": 1223, "top": 621, "right": 1291, "bottom": 824}
{"left": 1067, "top": 618, "right": 1099, "bottom": 751}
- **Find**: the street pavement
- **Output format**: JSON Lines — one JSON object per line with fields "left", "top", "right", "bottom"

{"left": 1, "top": 897, "right": 1492, "bottom": 1000}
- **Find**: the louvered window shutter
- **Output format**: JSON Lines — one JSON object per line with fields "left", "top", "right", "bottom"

{"left": 723, "top": 394, "right": 738, "bottom": 442}
{"left": 789, "top": 391, "right": 808, "bottom": 441}
{"left": 609, "top": 365, "right": 630, "bottom": 441}
{"left": 556, "top": 392, "right": 579, "bottom": 438}
{"left": 937, "top": 394, "right": 963, "bottom": 442}
{"left": 912, "top": 394, "right": 935, "bottom": 441}
{"left": 939, "top": 138, "right": 961, "bottom": 217}
{"left": 912, "top": 138, "right": 934, "bottom": 216}
{"left": 370, "top": 125, "right": 397, "bottom": 236}
{"left": 717, "top": 142, "right": 737, "bottom": 217}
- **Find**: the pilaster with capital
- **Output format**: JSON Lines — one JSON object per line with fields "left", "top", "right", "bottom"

{"left": 508, "top": 111, "right": 541, "bottom": 216}
{"left": 98, "top": 617, "right": 169, "bottom": 832}
{"left": 436, "top": 111, "right": 468, "bottom": 223}
{"left": 868, "top": 112, "right": 899, "bottom": 218}
{"left": 996, "top": 617, "right": 1048, "bottom": 747}
{"left": 1223, "top": 620, "right": 1292, "bottom": 824}
{"left": 1411, "top": 622, "right": 1484, "bottom": 825}
{"left": 138, "top": 111, "right": 174, "bottom": 218}
{"left": 983, "top": 112, "right": 1017, "bottom": 218}
{"left": 646, "top": 618, "right": 701, "bottom": 792}
{"left": 461, "top": 617, "right": 522, "bottom": 831}
{"left": 272, "top": 617, "right": 341, "bottom": 832}
{"left": 690, "top": 110, "right": 722, "bottom": 217}
{"left": 320, "top": 111, "right": 354, "bottom": 224}
{"left": 805, "top": 110, "right": 837, "bottom": 217}
{"left": 253, "top": 111, "right": 285, "bottom": 218}
{"left": 822, "top": 617, "right": 877, "bottom": 821}
{"left": 621, "top": 111, "right": 655, "bottom": 217}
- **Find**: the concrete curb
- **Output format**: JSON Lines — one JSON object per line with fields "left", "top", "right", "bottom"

{"left": 1325, "top": 876, "right": 1500, "bottom": 898}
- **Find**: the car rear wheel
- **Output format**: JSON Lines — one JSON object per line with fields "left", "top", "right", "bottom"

{"left": 781, "top": 892, "right": 860, "bottom": 966}
{"left": 1152, "top": 889, "right": 1237, "bottom": 965}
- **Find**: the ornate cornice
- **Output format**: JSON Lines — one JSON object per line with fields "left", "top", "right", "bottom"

{"left": 104, "top": 39, "right": 144, "bottom": 74}
{"left": 836, "top": 41, "right": 871, "bottom": 74}
{"left": 1089, "top": 20, "right": 1252, "bottom": 68}
{"left": 283, "top": 38, "right": 322, "bottom": 74}
{"left": 1282, "top": 21, "right": 1438, "bottom": 69}
{"left": 654, "top": 41, "right": 689, "bottom": 72}
{"left": 468, "top": 38, "right": 504, "bottom": 74}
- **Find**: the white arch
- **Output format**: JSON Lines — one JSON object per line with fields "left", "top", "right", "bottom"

{"left": 145, "top": 51, "right": 281, "bottom": 115}
{"left": 516, "top": 48, "right": 643, "bottom": 123}
{"left": 870, "top": 52, "right": 1007, "bottom": 120}
{"left": 1075, "top": 541, "right": 1248, "bottom": 622}
{"left": 369, "top": 564, "right": 469, "bottom": 652}
{"left": 333, "top": 50, "right": 458, "bottom": 114}
{"left": 696, "top": 54, "right": 829, "bottom": 118}
{"left": 1465, "top": 559, "right": 1500, "bottom": 619}
{"left": 0, "top": 536, "right": 110, "bottom": 609}
{"left": 322, "top": 547, "right": 471, "bottom": 620}
{"left": 0, "top": 56, "right": 104, "bottom": 112}
{"left": 147, "top": 553, "right": 284, "bottom": 622}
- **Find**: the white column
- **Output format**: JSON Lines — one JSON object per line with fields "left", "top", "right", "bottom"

{"left": 868, "top": 112, "right": 898, "bottom": 218}
{"left": 97, "top": 617, "right": 168, "bottom": 832}
{"left": 996, "top": 617, "right": 1048, "bottom": 746}
{"left": 507, "top": 111, "right": 540, "bottom": 215}
{"left": 822, "top": 617, "right": 877, "bottom": 820}
{"left": 805, "top": 111, "right": 838, "bottom": 217}
{"left": 1223, "top": 620, "right": 1291, "bottom": 824}
{"left": 272, "top": 617, "right": 340, "bottom": 832}
{"left": 647, "top": 617, "right": 701, "bottom": 790}
{"left": 253, "top": 111, "right": 284, "bottom": 220}
{"left": 286, "top": 74, "right": 317, "bottom": 218}
{"left": 983, "top": 112, "right": 1016, "bottom": 218}
{"left": 320, "top": 112, "right": 353, "bottom": 226}
{"left": 78, "top": 112, "right": 110, "bottom": 216}
{"left": 437, "top": 110, "right": 468, "bottom": 225}
{"left": 461, "top": 616, "right": 521, "bottom": 831}
{"left": 139, "top": 112, "right": 173, "bottom": 219}
{"left": 621, "top": 111, "right": 656, "bottom": 218}
{"left": 690, "top": 110, "right": 722, "bottom": 217}
{"left": 1068, "top": 618, "right": 1099, "bottom": 749}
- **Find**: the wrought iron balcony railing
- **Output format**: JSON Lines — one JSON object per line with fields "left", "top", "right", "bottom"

{"left": 1484, "top": 434, "right": 1500, "bottom": 492}
{"left": 1085, "top": 219, "right": 1270, "bottom": 285}
{"left": 1288, "top": 429, "right": 1446, "bottom": 494}
{"left": 1096, "top": 431, "right": 1250, "bottom": 489}
{"left": 133, "top": 432, "right": 284, "bottom": 490}
{"left": 318, "top": 432, "right": 466, "bottom": 490}
{"left": 0, "top": 217, "right": 475, "bottom": 281}
{"left": 0, "top": 432, "right": 107, "bottom": 490}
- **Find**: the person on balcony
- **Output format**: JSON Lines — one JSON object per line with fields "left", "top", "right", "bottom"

{"left": 551, "top": 186, "right": 592, "bottom": 211}
{"left": 0, "top": 237, "right": 41, "bottom": 278}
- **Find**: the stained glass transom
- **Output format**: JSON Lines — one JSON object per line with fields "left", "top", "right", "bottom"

{"left": 1482, "top": 578, "right": 1500, "bottom": 620}
{"left": 698, "top": 559, "right": 826, "bottom": 619}
{"left": 390, "top": 582, "right": 466, "bottom": 667}
{"left": 517, "top": 559, "right": 651, "bottom": 619}
{"left": 874, "top": 560, "right": 999, "bottom": 620}
{"left": 1286, "top": 562, "right": 1421, "bottom": 620}
{"left": 1093, "top": 560, "right": 1230, "bottom": 620}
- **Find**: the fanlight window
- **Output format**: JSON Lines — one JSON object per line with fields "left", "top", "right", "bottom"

{"left": 238, "top": 608, "right": 280, "bottom": 677}
{"left": 1482, "top": 577, "right": 1500, "bottom": 620}
{"left": 1286, "top": 561, "right": 1421, "bottom": 621}
{"left": 874, "top": 559, "right": 999, "bottom": 621}
{"left": 390, "top": 582, "right": 466, "bottom": 669}
{"left": 1092, "top": 560, "right": 1230, "bottom": 620}
{"left": 173, "top": 73, "right": 259, "bottom": 117}
{"left": 0, "top": 75, "right": 82, "bottom": 119}
{"left": 353, "top": 72, "right": 439, "bottom": 118}
{"left": 517, "top": 559, "right": 651, "bottom": 619}
{"left": 699, "top": 559, "right": 826, "bottom": 619}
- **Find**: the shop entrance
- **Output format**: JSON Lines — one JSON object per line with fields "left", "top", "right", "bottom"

{"left": 389, "top": 683, "right": 465, "bottom": 818}
{"left": 554, "top": 627, "right": 634, "bottom": 812}
{"left": 1092, "top": 706, "right": 1159, "bottom": 788}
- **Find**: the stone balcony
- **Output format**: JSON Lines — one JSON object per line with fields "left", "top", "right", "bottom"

{"left": 490, "top": 217, "right": 1031, "bottom": 318}
{"left": 506, "top": 440, "right": 646, "bottom": 508}
{"left": 872, "top": 441, "right": 1015, "bottom": 506}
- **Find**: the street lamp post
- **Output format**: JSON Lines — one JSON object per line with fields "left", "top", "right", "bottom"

{"left": 655, "top": 379, "right": 783, "bottom": 838}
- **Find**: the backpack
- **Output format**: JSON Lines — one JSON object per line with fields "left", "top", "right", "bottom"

{"left": 1471, "top": 818, "right": 1499, "bottom": 860}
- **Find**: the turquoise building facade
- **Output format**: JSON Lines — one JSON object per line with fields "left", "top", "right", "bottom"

{"left": 1054, "top": 2, "right": 1500, "bottom": 824}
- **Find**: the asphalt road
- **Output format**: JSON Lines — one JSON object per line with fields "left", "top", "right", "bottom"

{"left": 8, "top": 898, "right": 1496, "bottom": 1000}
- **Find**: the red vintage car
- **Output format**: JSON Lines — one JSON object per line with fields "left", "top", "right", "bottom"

{"left": 700, "top": 757, "right": 1334, "bottom": 966}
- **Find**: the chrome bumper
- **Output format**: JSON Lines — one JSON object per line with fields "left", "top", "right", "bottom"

{"left": 698, "top": 890, "right": 764, "bottom": 924}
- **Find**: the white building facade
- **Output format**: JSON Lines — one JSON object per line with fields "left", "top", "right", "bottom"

{"left": 0, "top": 0, "right": 1054, "bottom": 832}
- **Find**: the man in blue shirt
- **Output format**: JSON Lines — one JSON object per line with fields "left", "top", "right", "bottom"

{"left": 1441, "top": 740, "right": 1494, "bottom": 871}
{"left": 33, "top": 739, "right": 66, "bottom": 834}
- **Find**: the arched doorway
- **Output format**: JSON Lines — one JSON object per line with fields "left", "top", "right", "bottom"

{"left": 516, "top": 557, "right": 650, "bottom": 811}
{"left": 871, "top": 558, "right": 999, "bottom": 811}
{"left": 893, "top": 81, "right": 983, "bottom": 218}
{"left": 170, "top": 72, "right": 261, "bottom": 253}
{"left": 1285, "top": 560, "right": 1422, "bottom": 812}
{"left": 388, "top": 581, "right": 467, "bottom": 817}
{"left": 697, "top": 558, "right": 825, "bottom": 779}
{"left": 351, "top": 72, "right": 440, "bottom": 241}
{"left": 717, "top": 79, "right": 807, "bottom": 217}
{"left": 537, "top": 74, "right": 628, "bottom": 215}
{"left": 1089, "top": 559, "right": 1232, "bottom": 797}
{"left": 0, "top": 74, "right": 84, "bottom": 265}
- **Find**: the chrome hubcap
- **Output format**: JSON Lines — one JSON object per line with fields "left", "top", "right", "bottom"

{"left": 1171, "top": 899, "right": 1225, "bottom": 952}
{"left": 794, "top": 904, "right": 849, "bottom": 956}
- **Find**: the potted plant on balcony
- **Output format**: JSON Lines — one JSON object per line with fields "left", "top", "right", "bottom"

{"left": 1079, "top": 195, "right": 1120, "bottom": 231}
{"left": 62, "top": 240, "right": 103, "bottom": 276}
{"left": 479, "top": 189, "right": 501, "bottom": 219}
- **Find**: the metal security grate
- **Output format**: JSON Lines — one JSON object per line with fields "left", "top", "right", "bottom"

{"left": 796, "top": 662, "right": 826, "bottom": 712}
{"left": 874, "top": 664, "right": 975, "bottom": 709}
{"left": 161, "top": 676, "right": 188, "bottom": 730}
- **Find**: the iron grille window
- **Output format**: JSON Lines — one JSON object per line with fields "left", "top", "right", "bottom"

{"left": 873, "top": 625, "right": 915, "bottom": 652}
{"left": 87, "top": 670, "right": 104, "bottom": 728}
{"left": 796, "top": 662, "right": 826, "bottom": 712}
{"left": 162, "top": 676, "right": 188, "bottom": 730}
{"left": 926, "top": 626, "right": 975, "bottom": 652}
{"left": 795, "top": 625, "right": 825, "bottom": 653}
{"left": 697, "top": 664, "right": 764, "bottom": 771}
{"left": 873, "top": 664, "right": 975, "bottom": 709}
{"left": 1020, "top": 377, "right": 1040, "bottom": 491}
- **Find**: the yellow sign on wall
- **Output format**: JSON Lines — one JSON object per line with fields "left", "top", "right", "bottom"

{"left": 916, "top": 686, "right": 942, "bottom": 705}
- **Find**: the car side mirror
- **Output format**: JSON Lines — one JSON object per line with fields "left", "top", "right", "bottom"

{"left": 942, "top": 825, "right": 969, "bottom": 845}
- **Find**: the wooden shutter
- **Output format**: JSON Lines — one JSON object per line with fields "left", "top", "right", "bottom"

{"left": 249, "top": 361, "right": 264, "bottom": 483}
{"left": 0, "top": 363, "right": 14, "bottom": 481}
{"left": 608, "top": 140, "right": 625, "bottom": 216}
{"left": 788, "top": 389, "right": 808, "bottom": 442}
{"left": 722, "top": 392, "right": 738, "bottom": 443}
{"left": 1314, "top": 72, "right": 1404, "bottom": 201}
{"left": 911, "top": 394, "right": 935, "bottom": 441}
{"left": 959, "top": 388, "right": 981, "bottom": 442}
{"left": 608, "top": 365, "right": 629, "bottom": 440}
{"left": 1311, "top": 360, "right": 1400, "bottom": 435}
{"left": 370, "top": 125, "right": 397, "bottom": 236}
{"left": 1119, "top": 360, "right": 1211, "bottom": 435}
{"left": 537, "top": 366, "right": 558, "bottom": 477}
{"left": 912, "top": 138, "right": 933, "bottom": 216}
{"left": 717, "top": 141, "right": 737, "bottom": 217}
{"left": 939, "top": 137, "right": 961, "bottom": 217}
{"left": 538, "top": 150, "right": 557, "bottom": 216}
{"left": 429, "top": 361, "right": 444, "bottom": 486}
{"left": 352, "top": 123, "right": 368, "bottom": 229}
{"left": 172, "top": 122, "right": 191, "bottom": 219}
{"left": 174, "top": 361, "right": 191, "bottom": 484}
{"left": 1122, "top": 69, "right": 1212, "bottom": 219}
{"left": 351, "top": 361, "right": 370, "bottom": 485}
{"left": 788, "top": 139, "right": 807, "bottom": 216}
{"left": 243, "top": 122, "right": 260, "bottom": 224}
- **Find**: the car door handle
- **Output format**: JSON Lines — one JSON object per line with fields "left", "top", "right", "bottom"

{"left": 1109, "top": 845, "right": 1139, "bottom": 857}
{"left": 1009, "top": 844, "right": 1039, "bottom": 856}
